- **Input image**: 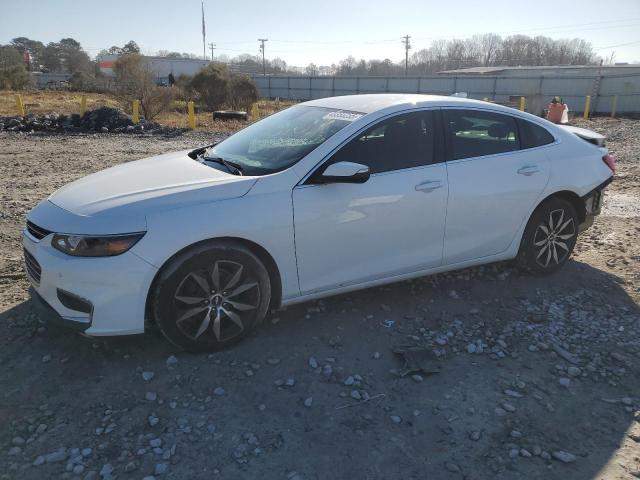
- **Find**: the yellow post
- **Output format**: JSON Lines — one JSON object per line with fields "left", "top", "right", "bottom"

{"left": 583, "top": 95, "right": 591, "bottom": 119}
{"left": 15, "top": 95, "right": 25, "bottom": 116}
{"left": 250, "top": 103, "right": 259, "bottom": 120}
{"left": 80, "top": 95, "right": 87, "bottom": 117}
{"left": 187, "top": 101, "right": 196, "bottom": 129}
{"left": 132, "top": 100, "right": 140, "bottom": 124}
{"left": 610, "top": 95, "right": 618, "bottom": 118}
{"left": 519, "top": 96, "right": 526, "bottom": 112}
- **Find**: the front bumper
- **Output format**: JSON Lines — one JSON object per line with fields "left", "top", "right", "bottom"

{"left": 30, "top": 287, "right": 91, "bottom": 332}
{"left": 22, "top": 230, "right": 158, "bottom": 336}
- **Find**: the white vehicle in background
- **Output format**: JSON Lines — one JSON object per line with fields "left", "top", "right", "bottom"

{"left": 23, "top": 94, "right": 615, "bottom": 351}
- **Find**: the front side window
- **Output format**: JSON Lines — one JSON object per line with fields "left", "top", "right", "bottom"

{"left": 208, "top": 106, "right": 363, "bottom": 175}
{"left": 327, "top": 111, "right": 436, "bottom": 174}
{"left": 445, "top": 110, "right": 519, "bottom": 160}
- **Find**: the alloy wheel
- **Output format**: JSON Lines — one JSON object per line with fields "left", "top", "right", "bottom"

{"left": 173, "top": 260, "right": 260, "bottom": 342}
{"left": 532, "top": 208, "right": 576, "bottom": 268}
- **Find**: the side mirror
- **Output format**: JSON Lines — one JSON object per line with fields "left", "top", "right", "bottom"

{"left": 318, "top": 161, "right": 370, "bottom": 184}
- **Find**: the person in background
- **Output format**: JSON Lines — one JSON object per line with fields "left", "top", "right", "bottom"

{"left": 547, "top": 96, "right": 569, "bottom": 124}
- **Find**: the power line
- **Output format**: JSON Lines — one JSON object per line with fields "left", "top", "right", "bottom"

{"left": 83, "top": 16, "right": 640, "bottom": 66}
{"left": 208, "top": 42, "right": 216, "bottom": 61}
{"left": 595, "top": 39, "right": 640, "bottom": 49}
{"left": 207, "top": 17, "right": 640, "bottom": 49}
{"left": 412, "top": 17, "right": 640, "bottom": 41}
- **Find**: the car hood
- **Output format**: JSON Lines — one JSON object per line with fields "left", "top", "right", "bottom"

{"left": 49, "top": 149, "right": 257, "bottom": 217}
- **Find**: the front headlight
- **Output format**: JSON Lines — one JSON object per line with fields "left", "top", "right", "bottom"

{"left": 52, "top": 232, "right": 145, "bottom": 257}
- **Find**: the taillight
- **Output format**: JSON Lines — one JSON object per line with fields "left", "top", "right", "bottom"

{"left": 602, "top": 154, "right": 616, "bottom": 173}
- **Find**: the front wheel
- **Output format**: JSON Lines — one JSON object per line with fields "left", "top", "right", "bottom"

{"left": 151, "top": 241, "right": 271, "bottom": 352}
{"left": 518, "top": 198, "right": 579, "bottom": 274}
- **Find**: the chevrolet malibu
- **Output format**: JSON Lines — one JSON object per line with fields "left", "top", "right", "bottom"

{"left": 24, "top": 94, "right": 614, "bottom": 351}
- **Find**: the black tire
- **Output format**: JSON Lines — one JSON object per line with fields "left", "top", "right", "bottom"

{"left": 517, "top": 197, "right": 579, "bottom": 274}
{"left": 151, "top": 241, "right": 271, "bottom": 352}
{"left": 213, "top": 110, "right": 248, "bottom": 121}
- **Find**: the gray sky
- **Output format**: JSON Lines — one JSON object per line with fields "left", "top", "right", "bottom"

{"left": 1, "top": 0, "right": 639, "bottom": 65}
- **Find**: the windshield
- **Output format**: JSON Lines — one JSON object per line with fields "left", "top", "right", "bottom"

{"left": 206, "top": 106, "right": 363, "bottom": 175}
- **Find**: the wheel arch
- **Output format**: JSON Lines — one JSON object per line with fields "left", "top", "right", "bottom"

{"left": 144, "top": 236, "right": 283, "bottom": 326}
{"left": 518, "top": 189, "right": 585, "bottom": 254}
{"left": 540, "top": 190, "right": 586, "bottom": 224}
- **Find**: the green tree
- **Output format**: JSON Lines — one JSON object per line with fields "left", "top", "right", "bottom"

{"left": 58, "top": 38, "right": 92, "bottom": 73}
{"left": 0, "top": 45, "right": 30, "bottom": 89}
{"left": 228, "top": 75, "right": 258, "bottom": 112}
{"left": 189, "top": 63, "right": 230, "bottom": 110}
{"left": 40, "top": 38, "right": 92, "bottom": 73}
{"left": 105, "top": 40, "right": 140, "bottom": 55}
{"left": 10, "top": 37, "right": 44, "bottom": 71}
{"left": 69, "top": 70, "right": 95, "bottom": 90}
{"left": 41, "top": 42, "right": 62, "bottom": 71}
{"left": 122, "top": 40, "right": 140, "bottom": 54}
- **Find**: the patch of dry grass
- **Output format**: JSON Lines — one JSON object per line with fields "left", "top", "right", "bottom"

{"left": 0, "top": 90, "right": 296, "bottom": 132}
{"left": 157, "top": 99, "right": 298, "bottom": 132}
{"left": 0, "top": 89, "right": 120, "bottom": 116}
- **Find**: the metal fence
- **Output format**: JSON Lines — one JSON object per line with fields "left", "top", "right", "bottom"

{"left": 254, "top": 74, "right": 640, "bottom": 114}
{"left": 30, "top": 72, "right": 73, "bottom": 89}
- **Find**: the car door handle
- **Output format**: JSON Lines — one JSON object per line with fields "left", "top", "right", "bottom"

{"left": 415, "top": 180, "right": 443, "bottom": 192}
{"left": 517, "top": 165, "right": 540, "bottom": 176}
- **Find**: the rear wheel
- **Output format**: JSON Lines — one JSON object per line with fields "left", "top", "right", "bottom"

{"left": 518, "top": 198, "right": 579, "bottom": 274}
{"left": 152, "top": 241, "right": 271, "bottom": 351}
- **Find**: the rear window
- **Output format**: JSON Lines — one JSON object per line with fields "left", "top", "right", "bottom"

{"left": 518, "top": 119, "right": 555, "bottom": 149}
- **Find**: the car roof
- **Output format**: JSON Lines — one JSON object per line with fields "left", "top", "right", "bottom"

{"left": 301, "top": 93, "right": 498, "bottom": 114}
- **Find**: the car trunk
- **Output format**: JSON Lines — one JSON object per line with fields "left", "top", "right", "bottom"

{"left": 558, "top": 125, "right": 606, "bottom": 147}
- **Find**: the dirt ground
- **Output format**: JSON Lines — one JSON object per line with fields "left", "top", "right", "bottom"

{"left": 0, "top": 117, "right": 639, "bottom": 480}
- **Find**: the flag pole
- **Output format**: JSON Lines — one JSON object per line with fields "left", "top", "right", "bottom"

{"left": 201, "top": 1, "right": 206, "bottom": 61}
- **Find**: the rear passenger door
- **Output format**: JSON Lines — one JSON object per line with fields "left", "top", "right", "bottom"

{"left": 442, "top": 109, "right": 553, "bottom": 264}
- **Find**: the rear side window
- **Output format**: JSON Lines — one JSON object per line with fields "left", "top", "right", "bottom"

{"left": 518, "top": 119, "right": 555, "bottom": 149}
{"left": 444, "top": 110, "right": 518, "bottom": 160}
{"left": 328, "top": 110, "right": 436, "bottom": 174}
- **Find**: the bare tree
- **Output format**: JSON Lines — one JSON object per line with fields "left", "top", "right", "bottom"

{"left": 475, "top": 34, "right": 501, "bottom": 66}
{"left": 113, "top": 54, "right": 175, "bottom": 120}
{"left": 305, "top": 63, "right": 319, "bottom": 76}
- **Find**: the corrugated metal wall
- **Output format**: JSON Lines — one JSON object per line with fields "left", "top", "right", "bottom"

{"left": 30, "top": 72, "right": 73, "bottom": 88}
{"left": 254, "top": 74, "right": 640, "bottom": 113}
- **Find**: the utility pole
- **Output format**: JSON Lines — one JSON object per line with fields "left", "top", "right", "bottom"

{"left": 208, "top": 42, "right": 216, "bottom": 61}
{"left": 258, "top": 38, "right": 268, "bottom": 75}
{"left": 402, "top": 34, "right": 411, "bottom": 76}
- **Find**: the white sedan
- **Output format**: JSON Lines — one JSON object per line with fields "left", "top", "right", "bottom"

{"left": 23, "top": 94, "right": 614, "bottom": 351}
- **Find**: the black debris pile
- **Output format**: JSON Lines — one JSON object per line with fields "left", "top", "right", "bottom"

{"left": 0, "top": 107, "right": 185, "bottom": 135}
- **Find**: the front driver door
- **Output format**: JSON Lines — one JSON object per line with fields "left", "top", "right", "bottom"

{"left": 292, "top": 110, "right": 448, "bottom": 295}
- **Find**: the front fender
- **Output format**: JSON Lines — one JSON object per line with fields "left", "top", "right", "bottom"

{"left": 131, "top": 192, "right": 300, "bottom": 301}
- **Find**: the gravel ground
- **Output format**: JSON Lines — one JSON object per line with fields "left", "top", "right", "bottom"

{"left": 0, "top": 118, "right": 639, "bottom": 480}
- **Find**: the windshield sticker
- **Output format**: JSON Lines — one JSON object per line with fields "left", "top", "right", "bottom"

{"left": 323, "top": 111, "right": 364, "bottom": 122}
